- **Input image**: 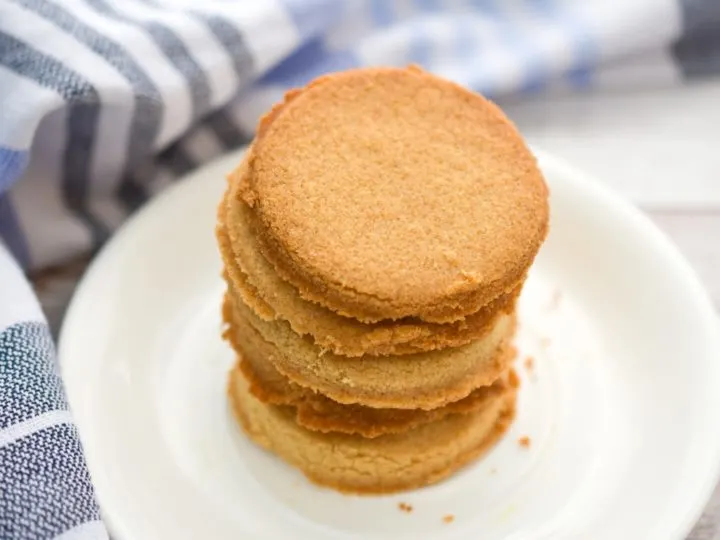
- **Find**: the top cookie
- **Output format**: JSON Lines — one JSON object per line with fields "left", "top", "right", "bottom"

{"left": 243, "top": 66, "right": 548, "bottom": 323}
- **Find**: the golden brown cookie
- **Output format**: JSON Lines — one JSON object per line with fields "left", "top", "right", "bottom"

{"left": 218, "top": 163, "right": 523, "bottom": 358}
{"left": 223, "top": 291, "right": 516, "bottom": 410}
{"left": 241, "top": 66, "right": 549, "bottom": 323}
{"left": 228, "top": 364, "right": 517, "bottom": 494}
{"left": 234, "top": 328, "right": 518, "bottom": 437}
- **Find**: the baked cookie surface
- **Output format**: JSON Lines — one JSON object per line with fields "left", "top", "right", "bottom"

{"left": 233, "top": 321, "right": 517, "bottom": 438}
{"left": 243, "top": 66, "right": 548, "bottom": 323}
{"left": 223, "top": 291, "right": 516, "bottom": 410}
{"left": 218, "top": 173, "right": 522, "bottom": 357}
{"left": 229, "top": 365, "right": 517, "bottom": 494}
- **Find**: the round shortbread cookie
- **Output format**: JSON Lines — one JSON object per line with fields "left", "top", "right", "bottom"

{"left": 233, "top": 317, "right": 517, "bottom": 437}
{"left": 241, "top": 66, "right": 548, "bottom": 323}
{"left": 222, "top": 291, "right": 516, "bottom": 410}
{"left": 218, "top": 165, "right": 522, "bottom": 358}
{"left": 228, "top": 365, "right": 517, "bottom": 494}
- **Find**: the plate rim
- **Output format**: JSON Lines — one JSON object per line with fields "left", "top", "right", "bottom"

{"left": 58, "top": 146, "right": 720, "bottom": 540}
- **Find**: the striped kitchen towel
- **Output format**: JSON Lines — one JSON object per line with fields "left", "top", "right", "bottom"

{"left": 0, "top": 243, "right": 105, "bottom": 539}
{"left": 1, "top": 0, "right": 719, "bottom": 538}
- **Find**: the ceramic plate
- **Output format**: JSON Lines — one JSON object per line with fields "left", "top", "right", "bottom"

{"left": 59, "top": 148, "right": 720, "bottom": 540}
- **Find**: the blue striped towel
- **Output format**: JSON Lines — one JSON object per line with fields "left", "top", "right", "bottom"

{"left": 1, "top": 0, "right": 719, "bottom": 538}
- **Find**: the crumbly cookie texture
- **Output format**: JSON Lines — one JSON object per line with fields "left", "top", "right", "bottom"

{"left": 229, "top": 366, "right": 517, "bottom": 495}
{"left": 242, "top": 66, "right": 548, "bottom": 323}
{"left": 235, "top": 321, "right": 517, "bottom": 438}
{"left": 216, "top": 66, "right": 547, "bottom": 495}
{"left": 223, "top": 291, "right": 516, "bottom": 410}
{"left": 218, "top": 163, "right": 523, "bottom": 358}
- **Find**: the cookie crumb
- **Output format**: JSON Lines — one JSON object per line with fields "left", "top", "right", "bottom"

{"left": 524, "top": 356, "right": 534, "bottom": 372}
{"left": 518, "top": 436, "right": 531, "bottom": 448}
{"left": 398, "top": 502, "right": 413, "bottom": 513}
{"left": 443, "top": 514, "right": 455, "bottom": 524}
{"left": 508, "top": 368, "right": 521, "bottom": 389}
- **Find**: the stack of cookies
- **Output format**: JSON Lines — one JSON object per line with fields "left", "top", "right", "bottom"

{"left": 217, "top": 67, "right": 549, "bottom": 494}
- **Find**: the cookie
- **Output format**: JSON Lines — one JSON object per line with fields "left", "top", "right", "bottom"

{"left": 223, "top": 291, "right": 516, "bottom": 410}
{"left": 218, "top": 163, "right": 522, "bottom": 358}
{"left": 228, "top": 364, "right": 517, "bottom": 494}
{"left": 234, "top": 321, "right": 518, "bottom": 437}
{"left": 241, "top": 66, "right": 548, "bottom": 323}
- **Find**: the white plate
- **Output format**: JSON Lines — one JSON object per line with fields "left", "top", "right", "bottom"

{"left": 59, "top": 148, "right": 720, "bottom": 540}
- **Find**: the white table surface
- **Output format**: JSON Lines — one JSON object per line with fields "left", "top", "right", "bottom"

{"left": 33, "top": 82, "right": 720, "bottom": 539}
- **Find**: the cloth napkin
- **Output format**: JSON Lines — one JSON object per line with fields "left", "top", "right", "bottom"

{"left": 1, "top": 1, "right": 719, "bottom": 538}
